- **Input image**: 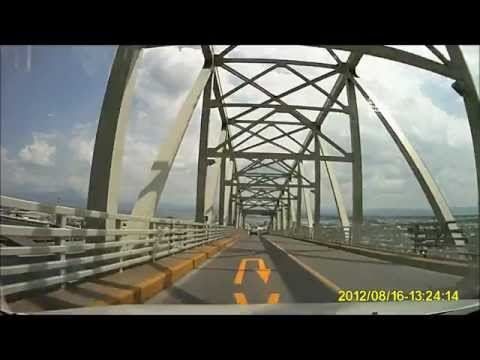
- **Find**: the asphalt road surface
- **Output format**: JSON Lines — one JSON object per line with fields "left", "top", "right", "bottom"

{"left": 147, "top": 234, "right": 464, "bottom": 305}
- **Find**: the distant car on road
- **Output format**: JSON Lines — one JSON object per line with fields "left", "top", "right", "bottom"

{"left": 249, "top": 225, "right": 267, "bottom": 236}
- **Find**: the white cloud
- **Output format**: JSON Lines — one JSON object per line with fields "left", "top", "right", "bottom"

{"left": 2, "top": 125, "right": 95, "bottom": 198}
{"left": 69, "top": 123, "right": 95, "bottom": 163}
{"left": 18, "top": 134, "right": 56, "bottom": 166}
{"left": 71, "top": 46, "right": 114, "bottom": 78}
{"left": 2, "top": 46, "right": 478, "bottom": 214}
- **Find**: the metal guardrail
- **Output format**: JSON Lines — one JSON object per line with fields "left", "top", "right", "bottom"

{"left": 270, "top": 221, "right": 479, "bottom": 263}
{"left": 0, "top": 196, "right": 236, "bottom": 296}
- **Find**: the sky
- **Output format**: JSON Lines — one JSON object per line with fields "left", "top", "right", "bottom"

{"left": 1, "top": 45, "right": 479, "bottom": 218}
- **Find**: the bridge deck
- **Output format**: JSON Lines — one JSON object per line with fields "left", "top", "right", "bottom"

{"left": 147, "top": 234, "right": 464, "bottom": 305}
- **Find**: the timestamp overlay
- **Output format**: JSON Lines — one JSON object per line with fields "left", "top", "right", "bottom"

{"left": 337, "top": 290, "right": 460, "bottom": 302}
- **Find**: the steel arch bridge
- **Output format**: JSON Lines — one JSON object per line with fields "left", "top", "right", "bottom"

{"left": 87, "top": 45, "right": 479, "bottom": 247}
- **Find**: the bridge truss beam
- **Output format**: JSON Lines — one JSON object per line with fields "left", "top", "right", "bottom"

{"left": 85, "top": 45, "right": 477, "bottom": 248}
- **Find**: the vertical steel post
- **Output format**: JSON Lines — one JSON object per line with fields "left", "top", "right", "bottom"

{"left": 223, "top": 158, "right": 233, "bottom": 225}
{"left": 229, "top": 180, "right": 235, "bottom": 226}
{"left": 290, "top": 196, "right": 297, "bottom": 231}
{"left": 300, "top": 163, "right": 314, "bottom": 231}
{"left": 278, "top": 202, "right": 282, "bottom": 231}
{"left": 296, "top": 163, "right": 302, "bottom": 231}
{"left": 287, "top": 189, "right": 292, "bottom": 230}
{"left": 236, "top": 200, "right": 241, "bottom": 229}
{"left": 346, "top": 73, "right": 363, "bottom": 244}
{"left": 205, "top": 130, "right": 227, "bottom": 224}
{"left": 218, "top": 156, "right": 226, "bottom": 225}
{"left": 233, "top": 194, "right": 238, "bottom": 227}
{"left": 314, "top": 135, "right": 322, "bottom": 240}
{"left": 195, "top": 74, "right": 214, "bottom": 223}
{"left": 319, "top": 139, "right": 351, "bottom": 243}
{"left": 56, "top": 214, "right": 67, "bottom": 289}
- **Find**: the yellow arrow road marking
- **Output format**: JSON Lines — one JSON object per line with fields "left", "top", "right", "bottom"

{"left": 234, "top": 292, "right": 248, "bottom": 304}
{"left": 234, "top": 258, "right": 271, "bottom": 285}
{"left": 234, "top": 292, "right": 280, "bottom": 305}
{"left": 267, "top": 293, "right": 280, "bottom": 304}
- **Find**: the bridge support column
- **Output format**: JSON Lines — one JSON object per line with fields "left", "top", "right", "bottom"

{"left": 296, "top": 164, "right": 302, "bottom": 232}
{"left": 222, "top": 159, "right": 233, "bottom": 225}
{"left": 218, "top": 156, "right": 226, "bottom": 225}
{"left": 314, "top": 136, "right": 322, "bottom": 240}
{"left": 290, "top": 191, "right": 297, "bottom": 231}
{"left": 87, "top": 46, "right": 143, "bottom": 230}
{"left": 236, "top": 201, "right": 241, "bottom": 229}
{"left": 286, "top": 190, "right": 292, "bottom": 230}
{"left": 277, "top": 209, "right": 282, "bottom": 232}
{"left": 203, "top": 130, "right": 227, "bottom": 224}
{"left": 300, "top": 163, "right": 314, "bottom": 240}
{"left": 233, "top": 191, "right": 238, "bottom": 227}
{"left": 354, "top": 78, "right": 465, "bottom": 247}
{"left": 228, "top": 181, "right": 234, "bottom": 226}
{"left": 195, "top": 73, "right": 214, "bottom": 223}
{"left": 320, "top": 139, "right": 351, "bottom": 243}
{"left": 229, "top": 181, "right": 237, "bottom": 226}
{"left": 346, "top": 74, "right": 363, "bottom": 244}
{"left": 282, "top": 201, "right": 288, "bottom": 232}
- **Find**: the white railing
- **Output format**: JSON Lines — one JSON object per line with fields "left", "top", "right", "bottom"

{"left": 269, "top": 222, "right": 478, "bottom": 263}
{"left": 0, "top": 196, "right": 237, "bottom": 296}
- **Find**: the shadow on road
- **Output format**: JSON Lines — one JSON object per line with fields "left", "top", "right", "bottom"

{"left": 163, "top": 286, "right": 210, "bottom": 304}
{"left": 260, "top": 236, "right": 338, "bottom": 303}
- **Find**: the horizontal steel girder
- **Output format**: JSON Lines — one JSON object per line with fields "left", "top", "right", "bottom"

{"left": 213, "top": 102, "right": 349, "bottom": 114}
{"left": 225, "top": 181, "right": 315, "bottom": 188}
{"left": 236, "top": 196, "right": 297, "bottom": 201}
{"left": 239, "top": 173, "right": 290, "bottom": 177}
{"left": 207, "top": 149, "right": 352, "bottom": 162}
{"left": 244, "top": 210, "right": 275, "bottom": 215}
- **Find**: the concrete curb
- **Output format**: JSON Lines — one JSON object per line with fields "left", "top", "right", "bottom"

{"left": 269, "top": 234, "right": 474, "bottom": 276}
{"left": 91, "top": 235, "right": 239, "bottom": 307}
